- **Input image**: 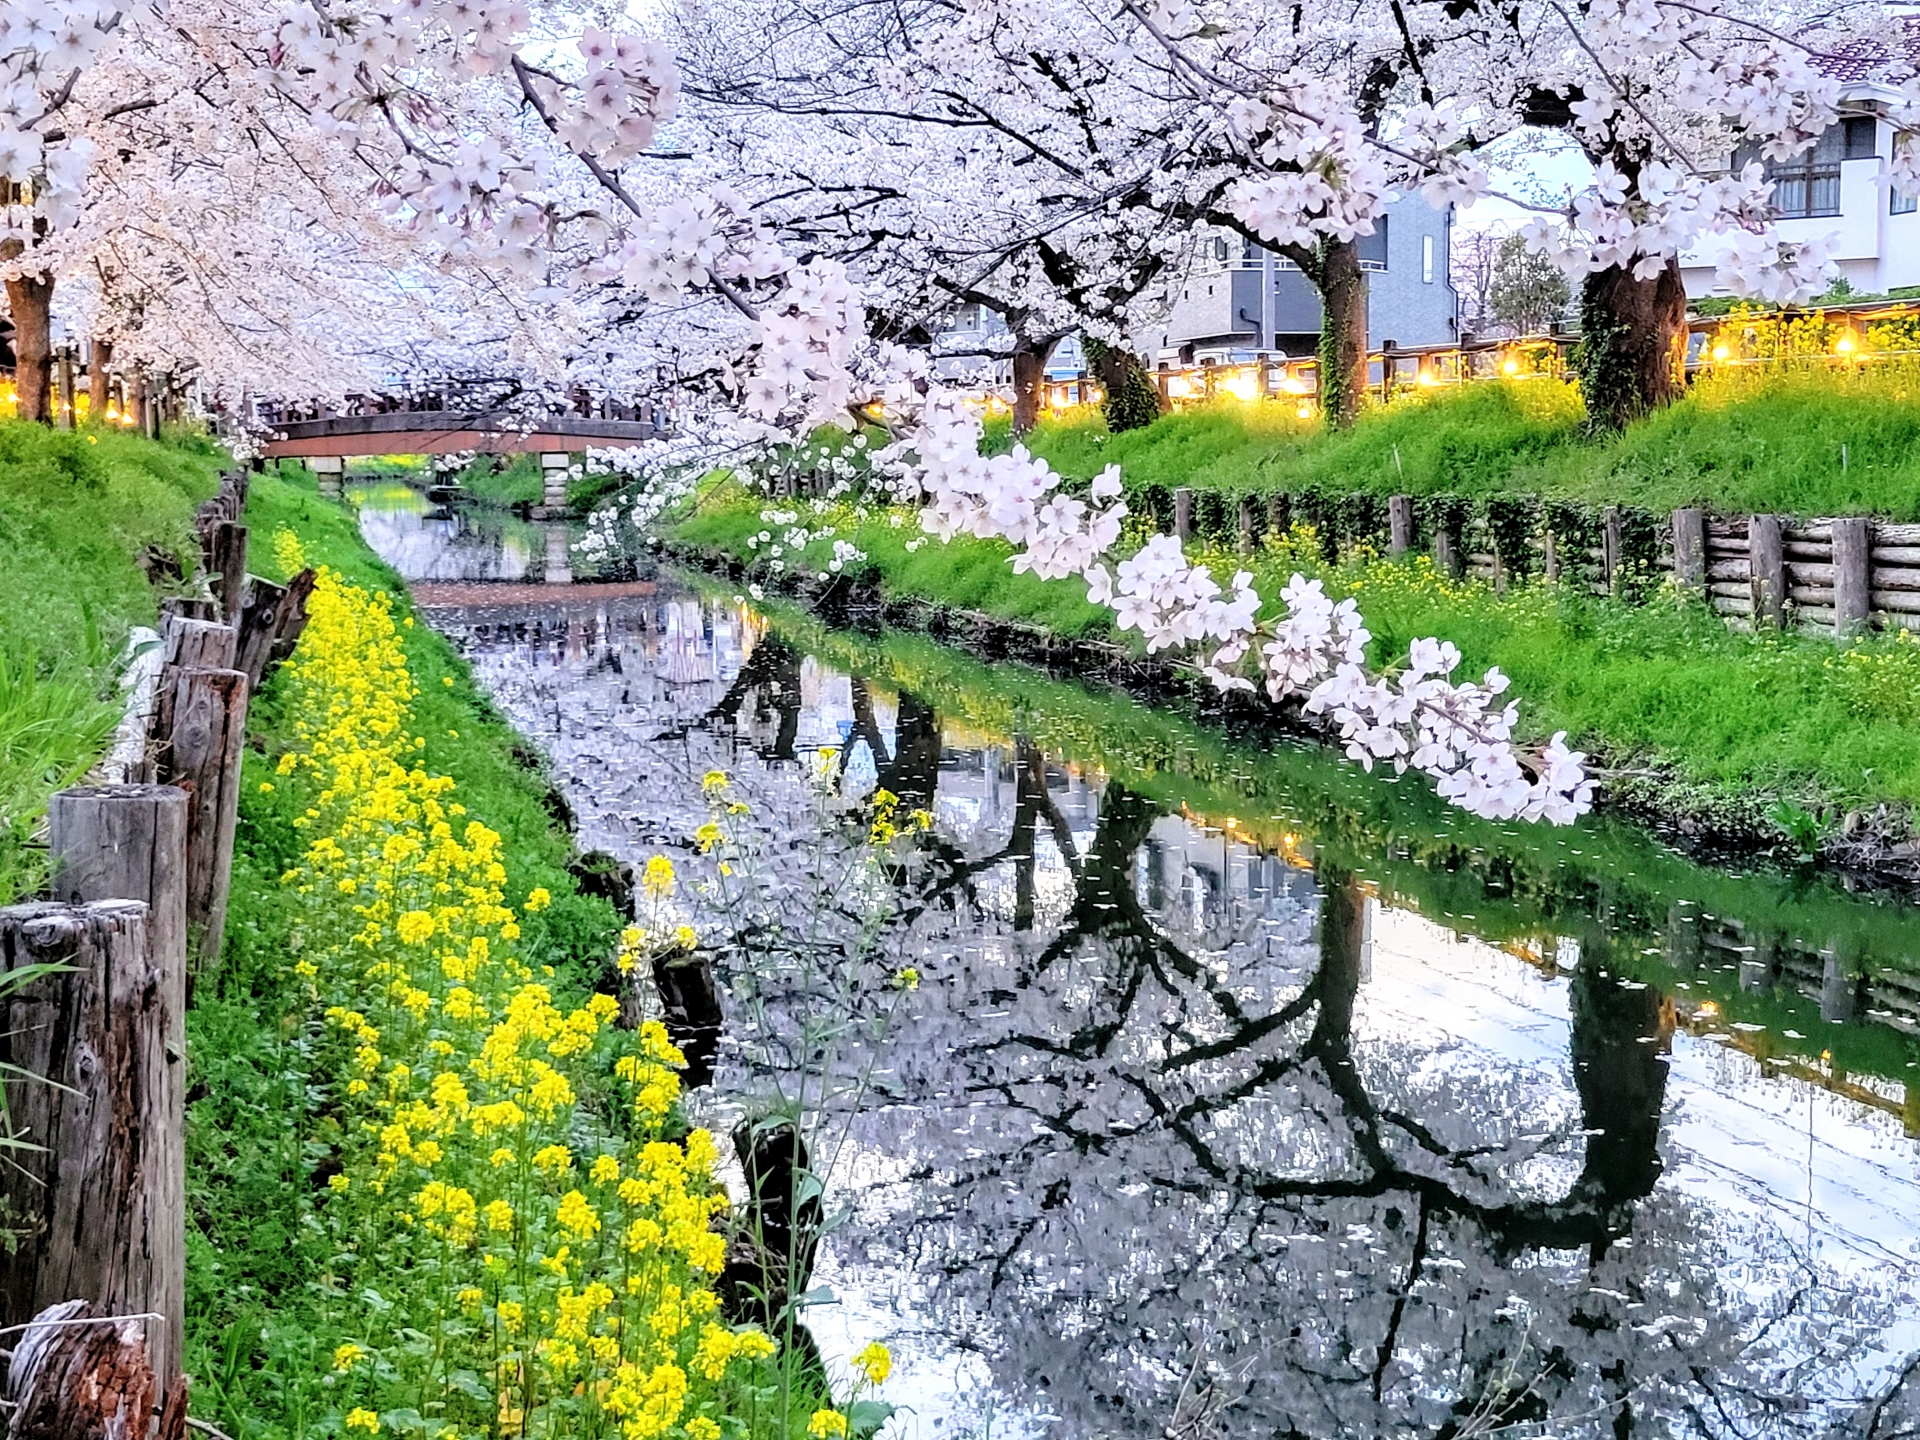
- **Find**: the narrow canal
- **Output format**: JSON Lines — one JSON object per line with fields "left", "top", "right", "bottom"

{"left": 360, "top": 485, "right": 1920, "bottom": 1438}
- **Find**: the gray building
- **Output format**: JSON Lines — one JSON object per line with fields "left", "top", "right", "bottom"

{"left": 929, "top": 304, "right": 1087, "bottom": 383}
{"left": 1149, "top": 195, "right": 1459, "bottom": 362}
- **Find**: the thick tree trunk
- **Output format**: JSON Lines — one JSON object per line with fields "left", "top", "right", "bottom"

{"left": 4, "top": 267, "right": 55, "bottom": 426}
{"left": 87, "top": 337, "right": 113, "bottom": 423}
{"left": 1085, "top": 338, "right": 1167, "bottom": 433}
{"left": 1006, "top": 347, "right": 1052, "bottom": 437}
{"left": 1010, "top": 346, "right": 1048, "bottom": 437}
{"left": 1316, "top": 238, "right": 1370, "bottom": 429}
{"left": 1576, "top": 257, "right": 1688, "bottom": 431}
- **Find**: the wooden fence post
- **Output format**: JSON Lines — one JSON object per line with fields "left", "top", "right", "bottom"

{"left": 234, "top": 569, "right": 316, "bottom": 693}
{"left": 1750, "top": 514, "right": 1786, "bottom": 627}
{"left": 1388, "top": 494, "right": 1415, "bottom": 557}
{"left": 1602, "top": 505, "right": 1624, "bottom": 595}
{"left": 1236, "top": 496, "right": 1256, "bottom": 556}
{"left": 1672, "top": 507, "right": 1706, "bottom": 592}
{"left": 1832, "top": 516, "right": 1871, "bottom": 639}
{"left": 159, "top": 668, "right": 249, "bottom": 966}
{"left": 203, "top": 521, "right": 248, "bottom": 622}
{"left": 0, "top": 900, "right": 185, "bottom": 1429}
{"left": 163, "top": 617, "right": 237, "bottom": 672}
{"left": 1174, "top": 487, "right": 1193, "bottom": 544}
{"left": 1432, "top": 517, "right": 1463, "bottom": 580}
{"left": 45, "top": 786, "right": 187, "bottom": 1397}
{"left": 1543, "top": 529, "right": 1561, "bottom": 583}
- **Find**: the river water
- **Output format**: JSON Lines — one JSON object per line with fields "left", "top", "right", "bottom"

{"left": 361, "top": 488, "right": 1920, "bottom": 1439}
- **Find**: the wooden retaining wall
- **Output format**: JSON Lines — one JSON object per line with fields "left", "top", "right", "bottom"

{"left": 1172, "top": 486, "right": 1920, "bottom": 641}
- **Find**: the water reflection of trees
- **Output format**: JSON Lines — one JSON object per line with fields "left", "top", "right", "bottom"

{"left": 447, "top": 592, "right": 1920, "bottom": 1437}
{"left": 816, "top": 723, "right": 1914, "bottom": 1438}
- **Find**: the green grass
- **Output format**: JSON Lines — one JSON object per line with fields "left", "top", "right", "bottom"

{"left": 674, "top": 475, "right": 1113, "bottom": 636}
{"left": 0, "top": 423, "right": 220, "bottom": 901}
{"left": 1007, "top": 363, "right": 1920, "bottom": 518}
{"left": 671, "top": 485, "right": 1920, "bottom": 823}
{"left": 456, "top": 452, "right": 543, "bottom": 506}
{"left": 187, "top": 468, "right": 623, "bottom": 1437}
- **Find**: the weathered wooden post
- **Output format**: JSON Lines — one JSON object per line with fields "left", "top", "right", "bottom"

{"left": 1542, "top": 529, "right": 1561, "bottom": 583}
{"left": 1174, "top": 487, "right": 1193, "bottom": 544}
{"left": 0, "top": 900, "right": 185, "bottom": 1429}
{"left": 1432, "top": 516, "right": 1463, "bottom": 580}
{"left": 1832, "top": 516, "right": 1871, "bottom": 639}
{"left": 45, "top": 786, "right": 187, "bottom": 1396}
{"left": 159, "top": 668, "right": 250, "bottom": 965}
{"left": 203, "top": 521, "right": 248, "bottom": 622}
{"left": 1236, "top": 496, "right": 1257, "bottom": 556}
{"left": 1601, "top": 505, "right": 1625, "bottom": 595}
{"left": 1388, "top": 494, "right": 1415, "bottom": 558}
{"left": 163, "top": 617, "right": 237, "bottom": 672}
{"left": 234, "top": 569, "right": 316, "bottom": 692}
{"left": 1749, "top": 514, "right": 1786, "bottom": 627}
{"left": 1672, "top": 507, "right": 1707, "bottom": 593}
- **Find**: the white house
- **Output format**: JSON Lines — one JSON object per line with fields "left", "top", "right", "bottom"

{"left": 1683, "top": 27, "right": 1920, "bottom": 297}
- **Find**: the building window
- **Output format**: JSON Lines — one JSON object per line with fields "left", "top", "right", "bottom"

{"left": 1895, "top": 188, "right": 1917, "bottom": 216}
{"left": 1213, "top": 237, "right": 1229, "bottom": 262}
{"left": 1756, "top": 120, "right": 1874, "bottom": 219}
{"left": 1422, "top": 234, "right": 1435, "bottom": 283}
{"left": 1358, "top": 215, "right": 1389, "bottom": 272}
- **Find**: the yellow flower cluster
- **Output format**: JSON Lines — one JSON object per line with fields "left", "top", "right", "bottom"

{"left": 269, "top": 537, "right": 779, "bottom": 1440}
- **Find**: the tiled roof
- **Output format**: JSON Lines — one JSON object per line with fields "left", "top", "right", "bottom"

{"left": 1807, "top": 16, "right": 1920, "bottom": 86}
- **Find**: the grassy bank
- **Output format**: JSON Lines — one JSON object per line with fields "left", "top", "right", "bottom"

{"left": 668, "top": 488, "right": 1920, "bottom": 833}
{"left": 188, "top": 469, "right": 632, "bottom": 1435}
{"left": 0, "top": 422, "right": 221, "bottom": 902}
{"left": 1003, "top": 365, "right": 1920, "bottom": 520}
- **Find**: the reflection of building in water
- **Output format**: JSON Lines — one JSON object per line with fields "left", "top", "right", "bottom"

{"left": 658, "top": 601, "right": 716, "bottom": 685}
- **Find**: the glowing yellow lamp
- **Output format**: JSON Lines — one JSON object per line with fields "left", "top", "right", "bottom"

{"left": 1711, "top": 344, "right": 1729, "bottom": 362}
{"left": 1836, "top": 331, "right": 1857, "bottom": 355}
{"left": 1501, "top": 355, "right": 1521, "bottom": 376}
{"left": 1165, "top": 375, "right": 1192, "bottom": 399}
{"left": 1295, "top": 402, "right": 1313, "bottom": 420}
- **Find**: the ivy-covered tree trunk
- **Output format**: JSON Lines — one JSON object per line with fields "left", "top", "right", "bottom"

{"left": 1576, "top": 257, "right": 1688, "bottom": 431}
{"left": 1011, "top": 345, "right": 1048, "bottom": 437}
{"left": 1282, "top": 237, "right": 1370, "bottom": 429}
{"left": 1083, "top": 336, "right": 1166, "bottom": 432}
{"left": 3, "top": 259, "right": 55, "bottom": 426}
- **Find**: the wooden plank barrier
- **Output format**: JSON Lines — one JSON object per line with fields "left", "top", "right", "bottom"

{"left": 1208, "top": 492, "right": 1920, "bottom": 642}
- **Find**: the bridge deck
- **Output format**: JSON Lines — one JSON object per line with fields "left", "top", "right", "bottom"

{"left": 261, "top": 412, "right": 659, "bottom": 457}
